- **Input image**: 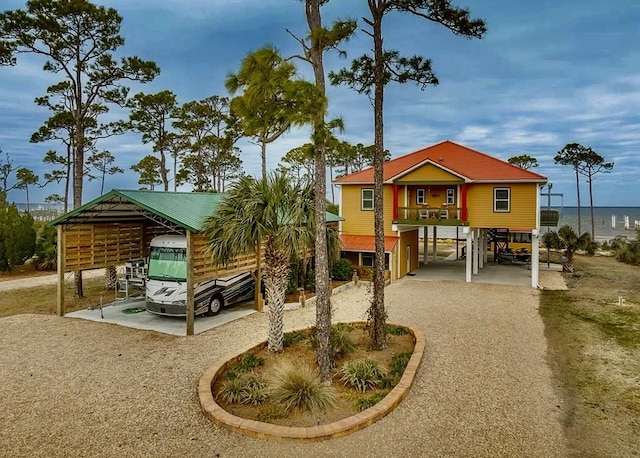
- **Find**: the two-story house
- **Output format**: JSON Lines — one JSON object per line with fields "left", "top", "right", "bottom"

{"left": 333, "top": 140, "right": 548, "bottom": 287}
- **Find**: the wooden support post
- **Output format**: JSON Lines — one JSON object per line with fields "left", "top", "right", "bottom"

{"left": 531, "top": 230, "right": 540, "bottom": 288}
{"left": 479, "top": 229, "right": 485, "bottom": 269}
{"left": 56, "top": 225, "right": 65, "bottom": 316}
{"left": 255, "top": 242, "right": 263, "bottom": 312}
{"left": 473, "top": 229, "right": 479, "bottom": 275}
{"left": 465, "top": 228, "right": 472, "bottom": 283}
{"left": 186, "top": 231, "right": 195, "bottom": 336}
{"left": 432, "top": 226, "right": 437, "bottom": 261}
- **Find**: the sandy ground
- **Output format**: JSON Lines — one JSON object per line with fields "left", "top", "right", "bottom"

{"left": 0, "top": 268, "right": 105, "bottom": 292}
{"left": 0, "top": 275, "right": 567, "bottom": 457}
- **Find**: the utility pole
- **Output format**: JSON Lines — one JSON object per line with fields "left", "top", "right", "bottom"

{"left": 540, "top": 183, "right": 564, "bottom": 268}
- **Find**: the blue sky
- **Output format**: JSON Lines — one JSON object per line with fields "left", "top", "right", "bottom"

{"left": 1, "top": 0, "right": 639, "bottom": 206}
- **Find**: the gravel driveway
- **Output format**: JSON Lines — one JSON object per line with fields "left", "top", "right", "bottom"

{"left": 0, "top": 279, "right": 566, "bottom": 457}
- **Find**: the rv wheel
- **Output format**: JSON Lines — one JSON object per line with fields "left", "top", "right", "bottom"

{"left": 207, "top": 296, "right": 223, "bottom": 316}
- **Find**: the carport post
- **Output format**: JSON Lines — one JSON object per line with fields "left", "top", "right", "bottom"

{"left": 464, "top": 227, "right": 472, "bottom": 282}
{"left": 432, "top": 226, "right": 437, "bottom": 261}
{"left": 56, "top": 225, "right": 65, "bottom": 316}
{"left": 531, "top": 229, "right": 540, "bottom": 288}
{"left": 186, "top": 231, "right": 195, "bottom": 336}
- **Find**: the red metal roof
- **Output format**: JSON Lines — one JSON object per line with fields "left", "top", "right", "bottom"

{"left": 340, "top": 234, "right": 399, "bottom": 252}
{"left": 333, "top": 140, "right": 547, "bottom": 184}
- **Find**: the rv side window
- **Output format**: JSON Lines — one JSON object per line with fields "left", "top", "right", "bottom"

{"left": 148, "top": 247, "right": 187, "bottom": 280}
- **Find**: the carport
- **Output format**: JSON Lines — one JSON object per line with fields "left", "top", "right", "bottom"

{"left": 50, "top": 189, "right": 262, "bottom": 336}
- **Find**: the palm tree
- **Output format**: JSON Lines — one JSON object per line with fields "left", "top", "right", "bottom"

{"left": 542, "top": 224, "right": 591, "bottom": 273}
{"left": 202, "top": 173, "right": 315, "bottom": 352}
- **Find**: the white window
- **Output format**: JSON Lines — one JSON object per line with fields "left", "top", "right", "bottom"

{"left": 361, "top": 189, "right": 374, "bottom": 210}
{"left": 362, "top": 252, "right": 374, "bottom": 267}
{"left": 361, "top": 252, "right": 390, "bottom": 270}
{"left": 416, "top": 188, "right": 426, "bottom": 205}
{"left": 494, "top": 188, "right": 510, "bottom": 212}
{"left": 446, "top": 188, "right": 455, "bottom": 205}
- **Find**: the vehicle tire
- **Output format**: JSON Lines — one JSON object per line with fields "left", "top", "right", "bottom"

{"left": 207, "top": 295, "right": 223, "bottom": 316}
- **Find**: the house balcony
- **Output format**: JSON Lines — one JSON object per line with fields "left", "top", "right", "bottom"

{"left": 393, "top": 206, "right": 469, "bottom": 226}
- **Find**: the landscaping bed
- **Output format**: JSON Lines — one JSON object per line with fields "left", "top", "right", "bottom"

{"left": 210, "top": 323, "right": 416, "bottom": 428}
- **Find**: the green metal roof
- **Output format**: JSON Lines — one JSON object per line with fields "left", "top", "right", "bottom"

{"left": 50, "top": 189, "right": 343, "bottom": 231}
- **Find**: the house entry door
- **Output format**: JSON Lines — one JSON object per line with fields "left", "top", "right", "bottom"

{"left": 406, "top": 246, "right": 411, "bottom": 273}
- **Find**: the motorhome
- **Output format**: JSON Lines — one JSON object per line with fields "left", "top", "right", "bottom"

{"left": 145, "top": 235, "right": 254, "bottom": 317}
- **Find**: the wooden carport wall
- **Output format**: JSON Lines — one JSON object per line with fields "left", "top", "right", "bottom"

{"left": 55, "top": 221, "right": 262, "bottom": 336}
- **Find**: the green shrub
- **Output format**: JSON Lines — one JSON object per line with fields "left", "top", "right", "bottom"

{"left": 268, "top": 361, "right": 337, "bottom": 414}
{"left": 218, "top": 373, "right": 267, "bottom": 405}
{"left": 239, "top": 374, "right": 268, "bottom": 405}
{"left": 331, "top": 258, "right": 353, "bottom": 281}
{"left": 286, "top": 261, "right": 301, "bottom": 295}
{"left": 309, "top": 323, "right": 357, "bottom": 358}
{"left": 34, "top": 223, "right": 57, "bottom": 271}
{"left": 306, "top": 268, "right": 316, "bottom": 293}
{"left": 331, "top": 324, "right": 356, "bottom": 357}
{"left": 217, "top": 377, "right": 245, "bottom": 403}
{"left": 236, "top": 353, "right": 264, "bottom": 372}
{"left": 355, "top": 391, "right": 387, "bottom": 412}
{"left": 341, "top": 358, "right": 386, "bottom": 392}
{"left": 386, "top": 324, "right": 409, "bottom": 336}
{"left": 584, "top": 240, "right": 598, "bottom": 256}
{"left": 380, "top": 375, "right": 399, "bottom": 390}
{"left": 389, "top": 351, "right": 412, "bottom": 377}
{"left": 283, "top": 330, "right": 305, "bottom": 348}
{"left": 225, "top": 353, "right": 264, "bottom": 379}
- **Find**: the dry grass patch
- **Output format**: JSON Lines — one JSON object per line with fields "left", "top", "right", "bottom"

{"left": 0, "top": 276, "right": 118, "bottom": 318}
{"left": 540, "top": 254, "right": 640, "bottom": 457}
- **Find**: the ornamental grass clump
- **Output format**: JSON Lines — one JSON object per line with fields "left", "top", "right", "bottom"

{"left": 225, "top": 353, "right": 264, "bottom": 380}
{"left": 218, "top": 373, "right": 267, "bottom": 405}
{"left": 341, "top": 358, "right": 386, "bottom": 392}
{"left": 268, "top": 361, "right": 337, "bottom": 414}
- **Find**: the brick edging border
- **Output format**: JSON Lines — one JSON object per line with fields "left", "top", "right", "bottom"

{"left": 197, "top": 322, "right": 425, "bottom": 442}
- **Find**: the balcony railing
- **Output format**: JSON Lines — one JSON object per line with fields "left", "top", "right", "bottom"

{"left": 395, "top": 206, "right": 466, "bottom": 225}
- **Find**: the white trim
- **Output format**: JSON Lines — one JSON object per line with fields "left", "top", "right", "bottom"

{"left": 465, "top": 230, "right": 472, "bottom": 282}
{"left": 494, "top": 187, "right": 511, "bottom": 212}
{"left": 531, "top": 232, "right": 540, "bottom": 287}
{"left": 361, "top": 188, "right": 374, "bottom": 211}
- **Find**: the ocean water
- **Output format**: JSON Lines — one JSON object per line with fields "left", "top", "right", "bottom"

{"left": 430, "top": 206, "right": 640, "bottom": 241}
{"left": 553, "top": 206, "right": 640, "bottom": 241}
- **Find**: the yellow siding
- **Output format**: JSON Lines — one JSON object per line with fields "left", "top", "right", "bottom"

{"left": 398, "top": 230, "right": 419, "bottom": 278}
{"left": 340, "top": 185, "right": 395, "bottom": 235}
{"left": 395, "top": 163, "right": 463, "bottom": 183}
{"left": 466, "top": 183, "right": 539, "bottom": 230}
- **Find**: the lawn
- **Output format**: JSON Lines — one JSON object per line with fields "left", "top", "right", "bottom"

{"left": 0, "top": 275, "right": 111, "bottom": 318}
{"left": 540, "top": 254, "right": 640, "bottom": 457}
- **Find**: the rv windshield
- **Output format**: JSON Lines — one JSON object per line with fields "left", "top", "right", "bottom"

{"left": 148, "top": 247, "right": 187, "bottom": 281}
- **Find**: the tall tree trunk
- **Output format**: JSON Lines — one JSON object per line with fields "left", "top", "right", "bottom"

{"left": 574, "top": 166, "right": 581, "bottom": 235}
{"left": 264, "top": 238, "right": 289, "bottom": 352}
{"left": 588, "top": 170, "right": 595, "bottom": 238}
{"left": 160, "top": 149, "right": 168, "bottom": 192}
{"left": 64, "top": 142, "right": 71, "bottom": 213}
{"left": 260, "top": 141, "right": 267, "bottom": 180}
{"left": 25, "top": 186, "right": 30, "bottom": 213}
{"left": 329, "top": 165, "right": 335, "bottom": 204}
{"left": 73, "top": 63, "right": 84, "bottom": 298}
{"left": 370, "top": 3, "right": 387, "bottom": 350}
{"left": 306, "top": 0, "right": 334, "bottom": 383}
